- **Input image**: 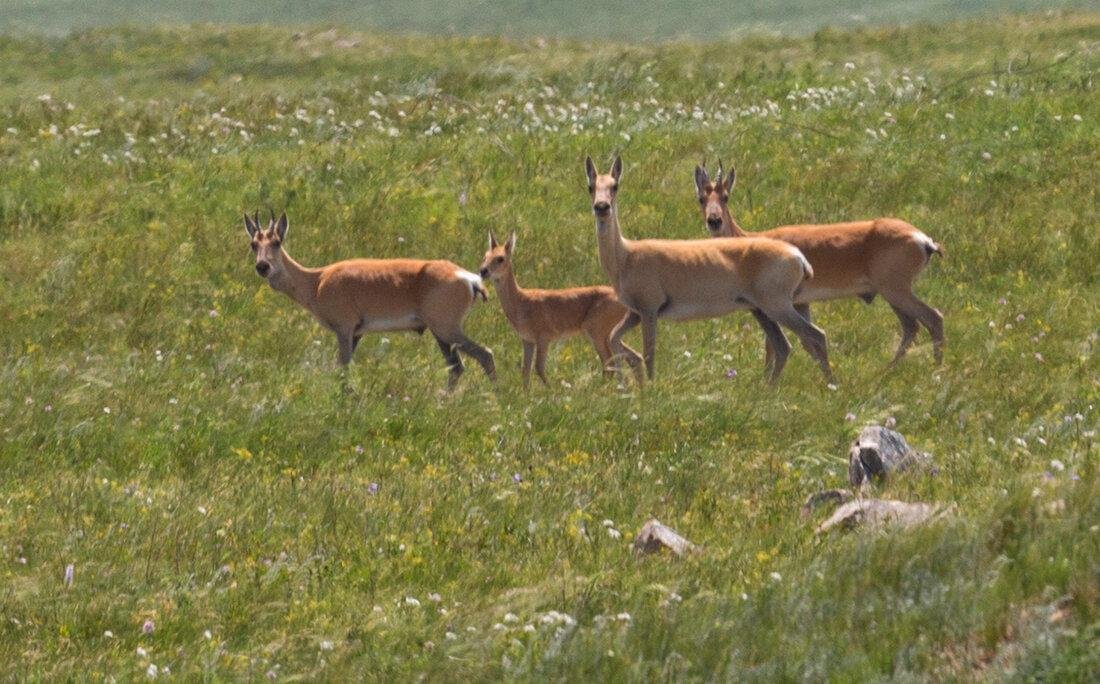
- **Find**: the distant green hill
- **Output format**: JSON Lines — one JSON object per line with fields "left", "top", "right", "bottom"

{"left": 3, "top": 0, "right": 1098, "bottom": 38}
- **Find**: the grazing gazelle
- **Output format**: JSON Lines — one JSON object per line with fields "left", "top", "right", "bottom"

{"left": 243, "top": 211, "right": 495, "bottom": 389}
{"left": 479, "top": 230, "right": 637, "bottom": 387}
{"left": 694, "top": 161, "right": 944, "bottom": 365}
{"left": 585, "top": 155, "right": 833, "bottom": 385}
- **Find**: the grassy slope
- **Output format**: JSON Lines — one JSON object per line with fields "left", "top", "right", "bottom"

{"left": 0, "top": 12, "right": 1098, "bottom": 680}
{"left": 2, "top": 0, "right": 1098, "bottom": 39}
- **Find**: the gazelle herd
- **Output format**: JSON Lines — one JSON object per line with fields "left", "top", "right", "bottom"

{"left": 245, "top": 155, "right": 942, "bottom": 390}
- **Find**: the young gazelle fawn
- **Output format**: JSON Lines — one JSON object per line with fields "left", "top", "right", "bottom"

{"left": 585, "top": 155, "right": 833, "bottom": 386}
{"left": 695, "top": 161, "right": 944, "bottom": 366}
{"left": 479, "top": 230, "right": 637, "bottom": 387}
{"left": 244, "top": 211, "right": 495, "bottom": 389}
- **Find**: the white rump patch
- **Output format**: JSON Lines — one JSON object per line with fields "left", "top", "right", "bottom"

{"left": 455, "top": 269, "right": 483, "bottom": 295}
{"left": 912, "top": 231, "right": 937, "bottom": 251}
{"left": 787, "top": 245, "right": 813, "bottom": 278}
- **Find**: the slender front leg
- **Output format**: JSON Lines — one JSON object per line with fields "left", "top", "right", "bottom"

{"left": 534, "top": 341, "right": 549, "bottom": 386}
{"left": 521, "top": 341, "right": 535, "bottom": 388}
{"left": 640, "top": 312, "right": 658, "bottom": 381}
{"left": 336, "top": 331, "right": 355, "bottom": 366}
{"left": 610, "top": 310, "right": 645, "bottom": 385}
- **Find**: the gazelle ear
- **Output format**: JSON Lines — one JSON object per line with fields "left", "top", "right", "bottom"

{"left": 243, "top": 213, "right": 258, "bottom": 238}
{"left": 723, "top": 162, "right": 737, "bottom": 192}
{"left": 488, "top": 230, "right": 498, "bottom": 250}
{"left": 505, "top": 231, "right": 516, "bottom": 255}
{"left": 585, "top": 156, "right": 597, "bottom": 188}
{"left": 694, "top": 164, "right": 709, "bottom": 195}
{"left": 610, "top": 155, "right": 623, "bottom": 183}
{"left": 275, "top": 211, "right": 289, "bottom": 240}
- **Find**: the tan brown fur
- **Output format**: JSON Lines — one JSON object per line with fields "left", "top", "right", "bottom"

{"left": 695, "top": 162, "right": 944, "bottom": 365}
{"left": 244, "top": 211, "right": 494, "bottom": 388}
{"left": 586, "top": 156, "right": 833, "bottom": 385}
{"left": 479, "top": 231, "right": 636, "bottom": 386}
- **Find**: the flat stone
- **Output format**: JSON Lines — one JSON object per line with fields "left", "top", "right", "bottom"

{"left": 633, "top": 519, "right": 698, "bottom": 557}
{"left": 815, "top": 498, "right": 953, "bottom": 535}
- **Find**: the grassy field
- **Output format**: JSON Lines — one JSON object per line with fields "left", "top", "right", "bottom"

{"left": 1, "top": 11, "right": 1098, "bottom": 680}
{"left": 3, "top": 0, "right": 1099, "bottom": 39}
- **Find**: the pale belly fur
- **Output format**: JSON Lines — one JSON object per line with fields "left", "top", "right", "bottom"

{"left": 797, "top": 284, "right": 874, "bottom": 303}
{"left": 355, "top": 313, "right": 424, "bottom": 333}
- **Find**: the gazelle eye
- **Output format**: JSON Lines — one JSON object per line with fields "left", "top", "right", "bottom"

{"left": 250, "top": 242, "right": 258, "bottom": 251}
{"left": 271, "top": 240, "right": 281, "bottom": 248}
{"left": 494, "top": 256, "right": 504, "bottom": 264}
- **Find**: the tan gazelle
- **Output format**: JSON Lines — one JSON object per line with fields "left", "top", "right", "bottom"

{"left": 695, "top": 161, "right": 944, "bottom": 366}
{"left": 479, "top": 230, "right": 637, "bottom": 387}
{"left": 585, "top": 155, "right": 833, "bottom": 386}
{"left": 244, "top": 211, "right": 495, "bottom": 389}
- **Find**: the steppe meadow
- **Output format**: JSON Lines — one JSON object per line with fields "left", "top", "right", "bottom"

{"left": 0, "top": 3, "right": 1097, "bottom": 679}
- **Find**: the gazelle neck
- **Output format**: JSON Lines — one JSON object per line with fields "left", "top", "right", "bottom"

{"left": 722, "top": 204, "right": 748, "bottom": 237}
{"left": 268, "top": 250, "right": 322, "bottom": 311}
{"left": 493, "top": 266, "right": 527, "bottom": 323}
{"left": 594, "top": 206, "right": 629, "bottom": 286}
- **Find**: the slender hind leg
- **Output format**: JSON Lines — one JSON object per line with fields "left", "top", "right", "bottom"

{"left": 433, "top": 333, "right": 465, "bottom": 390}
{"left": 455, "top": 335, "right": 496, "bottom": 382}
{"left": 610, "top": 311, "right": 645, "bottom": 385}
{"left": 750, "top": 310, "right": 792, "bottom": 386}
{"left": 750, "top": 309, "right": 778, "bottom": 379}
{"left": 792, "top": 303, "right": 816, "bottom": 355}
{"left": 882, "top": 290, "right": 944, "bottom": 364}
{"left": 584, "top": 329, "right": 616, "bottom": 378}
{"left": 887, "top": 303, "right": 920, "bottom": 365}
{"left": 763, "top": 305, "right": 834, "bottom": 383}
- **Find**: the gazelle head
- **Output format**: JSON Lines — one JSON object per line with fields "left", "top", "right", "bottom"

{"left": 479, "top": 230, "right": 516, "bottom": 282}
{"left": 585, "top": 155, "right": 622, "bottom": 219}
{"left": 243, "top": 210, "right": 289, "bottom": 280}
{"left": 694, "top": 160, "right": 737, "bottom": 237}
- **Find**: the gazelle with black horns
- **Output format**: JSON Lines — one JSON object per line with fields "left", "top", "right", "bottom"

{"left": 695, "top": 160, "right": 944, "bottom": 365}
{"left": 585, "top": 155, "right": 833, "bottom": 386}
{"left": 244, "top": 211, "right": 495, "bottom": 389}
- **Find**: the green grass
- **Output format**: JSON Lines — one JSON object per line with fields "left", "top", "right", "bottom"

{"left": 3, "top": 0, "right": 1099, "bottom": 39}
{"left": 1, "top": 12, "right": 1098, "bottom": 680}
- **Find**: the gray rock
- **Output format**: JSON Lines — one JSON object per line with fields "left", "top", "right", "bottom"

{"left": 814, "top": 498, "right": 954, "bottom": 535}
{"left": 633, "top": 519, "right": 698, "bottom": 557}
{"left": 848, "top": 425, "right": 933, "bottom": 488}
